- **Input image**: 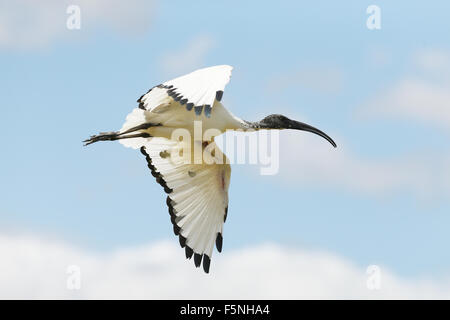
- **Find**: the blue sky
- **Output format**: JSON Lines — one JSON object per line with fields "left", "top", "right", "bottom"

{"left": 1, "top": 1, "right": 450, "bottom": 296}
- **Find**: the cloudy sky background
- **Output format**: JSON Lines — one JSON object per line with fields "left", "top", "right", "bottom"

{"left": 1, "top": 0, "right": 450, "bottom": 298}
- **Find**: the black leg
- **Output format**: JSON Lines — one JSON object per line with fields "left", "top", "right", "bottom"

{"left": 83, "top": 132, "right": 151, "bottom": 146}
{"left": 83, "top": 122, "right": 159, "bottom": 146}
{"left": 118, "top": 122, "right": 160, "bottom": 135}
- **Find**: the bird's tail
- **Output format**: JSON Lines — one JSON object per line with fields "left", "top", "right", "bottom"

{"left": 83, "top": 108, "right": 157, "bottom": 147}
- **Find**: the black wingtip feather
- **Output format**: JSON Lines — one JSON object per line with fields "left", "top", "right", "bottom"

{"left": 216, "top": 233, "right": 223, "bottom": 253}
{"left": 224, "top": 206, "right": 228, "bottom": 222}
{"left": 216, "top": 90, "right": 224, "bottom": 101}
{"left": 185, "top": 246, "right": 194, "bottom": 259}
{"left": 179, "top": 235, "right": 186, "bottom": 248}
{"left": 194, "top": 105, "right": 203, "bottom": 116}
{"left": 194, "top": 253, "right": 202, "bottom": 267}
{"left": 173, "top": 224, "right": 181, "bottom": 236}
{"left": 203, "top": 255, "right": 211, "bottom": 273}
{"left": 204, "top": 105, "right": 212, "bottom": 118}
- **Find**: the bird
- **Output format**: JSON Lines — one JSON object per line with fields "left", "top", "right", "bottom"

{"left": 84, "top": 65, "right": 336, "bottom": 273}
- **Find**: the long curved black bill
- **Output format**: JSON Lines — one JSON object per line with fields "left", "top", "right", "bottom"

{"left": 289, "top": 120, "right": 337, "bottom": 148}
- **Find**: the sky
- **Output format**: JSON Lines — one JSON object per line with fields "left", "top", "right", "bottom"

{"left": 1, "top": 0, "right": 450, "bottom": 299}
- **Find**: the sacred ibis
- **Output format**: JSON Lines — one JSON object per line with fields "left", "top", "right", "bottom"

{"left": 84, "top": 65, "right": 336, "bottom": 273}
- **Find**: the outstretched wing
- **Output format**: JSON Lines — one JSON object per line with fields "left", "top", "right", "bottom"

{"left": 137, "top": 65, "right": 233, "bottom": 117}
{"left": 140, "top": 138, "right": 230, "bottom": 273}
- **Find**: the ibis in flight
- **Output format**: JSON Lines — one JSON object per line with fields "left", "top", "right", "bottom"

{"left": 84, "top": 65, "right": 336, "bottom": 273}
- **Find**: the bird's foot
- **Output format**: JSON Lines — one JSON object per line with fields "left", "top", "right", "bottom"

{"left": 83, "top": 132, "right": 118, "bottom": 146}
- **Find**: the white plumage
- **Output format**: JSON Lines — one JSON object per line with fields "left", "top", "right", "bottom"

{"left": 85, "top": 64, "right": 337, "bottom": 273}
{"left": 138, "top": 137, "right": 230, "bottom": 272}
{"left": 118, "top": 65, "right": 236, "bottom": 273}
{"left": 138, "top": 65, "right": 232, "bottom": 115}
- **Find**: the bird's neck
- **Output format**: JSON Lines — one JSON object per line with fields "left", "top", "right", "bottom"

{"left": 225, "top": 117, "right": 269, "bottom": 131}
{"left": 240, "top": 120, "right": 267, "bottom": 130}
{"left": 211, "top": 102, "right": 251, "bottom": 131}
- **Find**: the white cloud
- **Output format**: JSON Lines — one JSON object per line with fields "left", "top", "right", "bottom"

{"left": 1, "top": 233, "right": 450, "bottom": 299}
{"left": 277, "top": 132, "right": 450, "bottom": 199}
{"left": 363, "top": 78, "right": 450, "bottom": 130}
{"left": 0, "top": 0, "right": 156, "bottom": 49}
{"left": 361, "top": 49, "right": 450, "bottom": 130}
{"left": 160, "top": 35, "right": 215, "bottom": 77}
{"left": 413, "top": 48, "right": 450, "bottom": 76}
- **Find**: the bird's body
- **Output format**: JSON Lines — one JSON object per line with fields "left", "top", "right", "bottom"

{"left": 122, "top": 99, "right": 245, "bottom": 144}
{"left": 84, "top": 65, "right": 336, "bottom": 273}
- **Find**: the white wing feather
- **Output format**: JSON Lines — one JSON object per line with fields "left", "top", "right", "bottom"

{"left": 137, "top": 65, "right": 233, "bottom": 116}
{"left": 118, "top": 65, "right": 234, "bottom": 272}
{"left": 139, "top": 138, "right": 230, "bottom": 273}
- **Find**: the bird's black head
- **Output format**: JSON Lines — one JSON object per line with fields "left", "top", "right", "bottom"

{"left": 258, "top": 114, "right": 294, "bottom": 129}
{"left": 256, "top": 114, "right": 337, "bottom": 148}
